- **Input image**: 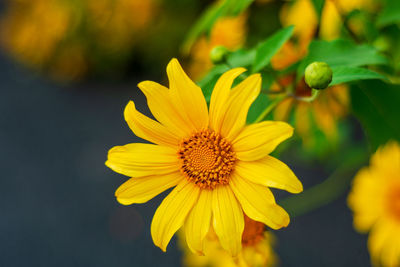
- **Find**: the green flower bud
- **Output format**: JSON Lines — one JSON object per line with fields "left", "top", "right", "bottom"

{"left": 210, "top": 46, "right": 229, "bottom": 64}
{"left": 304, "top": 61, "right": 333, "bottom": 90}
{"left": 373, "top": 35, "right": 391, "bottom": 52}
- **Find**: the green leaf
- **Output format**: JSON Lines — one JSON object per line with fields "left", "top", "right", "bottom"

{"left": 351, "top": 80, "right": 400, "bottom": 150}
{"left": 230, "top": 0, "right": 254, "bottom": 14}
{"left": 297, "top": 39, "right": 388, "bottom": 78}
{"left": 226, "top": 48, "right": 256, "bottom": 67}
{"left": 311, "top": 0, "right": 325, "bottom": 20}
{"left": 246, "top": 93, "right": 271, "bottom": 123}
{"left": 182, "top": 0, "right": 255, "bottom": 53}
{"left": 252, "top": 26, "right": 294, "bottom": 73}
{"left": 330, "top": 66, "right": 388, "bottom": 86}
{"left": 377, "top": 0, "right": 400, "bottom": 27}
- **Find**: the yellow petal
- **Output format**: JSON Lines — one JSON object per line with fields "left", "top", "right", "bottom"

{"left": 235, "top": 156, "right": 303, "bottom": 193}
{"left": 294, "top": 103, "right": 311, "bottom": 142}
{"left": 167, "top": 58, "right": 209, "bottom": 131}
{"left": 124, "top": 101, "right": 180, "bottom": 147}
{"left": 312, "top": 100, "right": 337, "bottom": 139}
{"left": 230, "top": 173, "right": 290, "bottom": 229}
{"left": 368, "top": 220, "right": 396, "bottom": 266}
{"left": 219, "top": 74, "right": 262, "bottom": 141}
{"left": 209, "top": 68, "right": 247, "bottom": 132}
{"left": 138, "top": 80, "right": 192, "bottom": 138}
{"left": 185, "top": 189, "right": 213, "bottom": 255}
{"left": 347, "top": 168, "right": 385, "bottom": 232}
{"left": 319, "top": 0, "right": 342, "bottom": 40}
{"left": 115, "top": 172, "right": 184, "bottom": 205}
{"left": 151, "top": 180, "right": 200, "bottom": 252}
{"left": 105, "top": 143, "right": 179, "bottom": 177}
{"left": 233, "top": 121, "right": 293, "bottom": 161}
{"left": 273, "top": 98, "right": 294, "bottom": 121}
{"left": 381, "top": 226, "right": 400, "bottom": 267}
{"left": 212, "top": 185, "right": 244, "bottom": 256}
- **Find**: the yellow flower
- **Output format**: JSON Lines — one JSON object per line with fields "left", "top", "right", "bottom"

{"left": 280, "top": 0, "right": 317, "bottom": 47}
{"left": 272, "top": 77, "right": 349, "bottom": 148}
{"left": 106, "top": 58, "right": 302, "bottom": 255}
{"left": 0, "top": 0, "right": 73, "bottom": 67}
{"left": 348, "top": 141, "right": 400, "bottom": 267}
{"left": 273, "top": 0, "right": 355, "bottom": 148}
{"left": 181, "top": 216, "right": 277, "bottom": 267}
{"left": 87, "top": 0, "right": 156, "bottom": 52}
{"left": 281, "top": 0, "right": 375, "bottom": 42}
{"left": 0, "top": 0, "right": 157, "bottom": 81}
{"left": 189, "top": 15, "right": 247, "bottom": 79}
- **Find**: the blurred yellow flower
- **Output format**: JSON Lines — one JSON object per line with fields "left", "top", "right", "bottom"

{"left": 280, "top": 0, "right": 375, "bottom": 44}
{"left": 106, "top": 58, "right": 302, "bottom": 255}
{"left": 348, "top": 141, "right": 400, "bottom": 267}
{"left": 182, "top": 216, "right": 277, "bottom": 267}
{"left": 189, "top": 15, "right": 247, "bottom": 79}
{"left": 280, "top": 0, "right": 317, "bottom": 47}
{"left": 0, "top": 0, "right": 156, "bottom": 81}
{"left": 272, "top": 0, "right": 358, "bottom": 147}
{"left": 87, "top": 0, "right": 156, "bottom": 52}
{"left": 272, "top": 77, "right": 349, "bottom": 147}
{"left": 0, "top": 0, "right": 74, "bottom": 67}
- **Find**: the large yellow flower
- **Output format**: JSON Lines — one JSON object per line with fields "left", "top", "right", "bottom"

{"left": 348, "top": 141, "right": 400, "bottom": 267}
{"left": 106, "top": 59, "right": 302, "bottom": 255}
{"left": 181, "top": 216, "right": 277, "bottom": 267}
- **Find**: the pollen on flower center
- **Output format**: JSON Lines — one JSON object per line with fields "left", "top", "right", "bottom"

{"left": 178, "top": 129, "right": 236, "bottom": 189}
{"left": 242, "top": 215, "right": 265, "bottom": 247}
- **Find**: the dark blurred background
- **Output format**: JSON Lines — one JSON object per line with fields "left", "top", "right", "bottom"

{"left": 0, "top": 0, "right": 372, "bottom": 266}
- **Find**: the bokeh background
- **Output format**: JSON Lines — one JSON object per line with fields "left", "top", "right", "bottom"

{"left": 0, "top": 0, "right": 376, "bottom": 266}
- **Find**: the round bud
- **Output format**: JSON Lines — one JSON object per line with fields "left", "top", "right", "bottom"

{"left": 373, "top": 35, "right": 391, "bottom": 52}
{"left": 305, "top": 61, "right": 333, "bottom": 90}
{"left": 210, "top": 46, "right": 229, "bottom": 64}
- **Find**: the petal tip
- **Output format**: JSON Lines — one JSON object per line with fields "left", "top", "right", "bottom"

{"left": 105, "top": 159, "right": 112, "bottom": 168}
{"left": 125, "top": 100, "right": 135, "bottom": 111}
{"left": 124, "top": 101, "right": 136, "bottom": 121}
{"left": 116, "top": 197, "right": 132, "bottom": 206}
{"left": 167, "top": 58, "right": 181, "bottom": 70}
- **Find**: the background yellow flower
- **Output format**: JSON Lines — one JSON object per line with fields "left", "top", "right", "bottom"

{"left": 348, "top": 141, "right": 400, "bottom": 267}
{"left": 189, "top": 14, "right": 247, "bottom": 79}
{"left": 181, "top": 216, "right": 277, "bottom": 267}
{"left": 0, "top": 0, "right": 157, "bottom": 81}
{"left": 272, "top": 78, "right": 349, "bottom": 148}
{"left": 280, "top": 0, "right": 375, "bottom": 42}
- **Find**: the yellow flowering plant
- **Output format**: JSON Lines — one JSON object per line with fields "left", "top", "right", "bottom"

{"left": 2, "top": 0, "right": 400, "bottom": 266}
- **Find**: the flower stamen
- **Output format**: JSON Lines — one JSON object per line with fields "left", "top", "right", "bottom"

{"left": 178, "top": 129, "right": 236, "bottom": 189}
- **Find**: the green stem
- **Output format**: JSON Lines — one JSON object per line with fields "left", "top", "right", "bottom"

{"left": 279, "top": 149, "right": 367, "bottom": 218}
{"left": 294, "top": 89, "right": 320, "bottom": 103}
{"left": 253, "top": 94, "right": 287, "bottom": 123}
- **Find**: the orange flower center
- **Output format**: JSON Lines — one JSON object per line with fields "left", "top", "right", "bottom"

{"left": 387, "top": 184, "right": 400, "bottom": 221}
{"left": 242, "top": 215, "right": 265, "bottom": 247}
{"left": 178, "top": 129, "right": 236, "bottom": 189}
